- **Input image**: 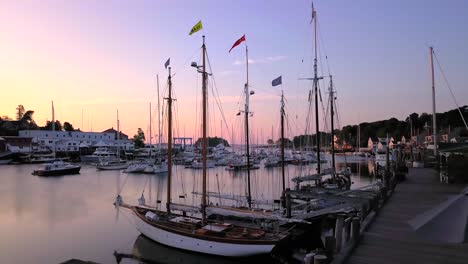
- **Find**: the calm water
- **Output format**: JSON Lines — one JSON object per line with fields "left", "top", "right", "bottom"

{"left": 0, "top": 155, "right": 375, "bottom": 264}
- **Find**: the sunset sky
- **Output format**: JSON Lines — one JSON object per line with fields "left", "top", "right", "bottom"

{"left": 1, "top": 0, "right": 467, "bottom": 144}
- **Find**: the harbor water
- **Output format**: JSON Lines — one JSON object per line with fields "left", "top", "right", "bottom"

{"left": 0, "top": 155, "right": 376, "bottom": 264}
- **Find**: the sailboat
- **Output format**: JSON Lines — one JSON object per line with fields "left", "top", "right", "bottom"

{"left": 147, "top": 76, "right": 168, "bottom": 174}
{"left": 116, "top": 34, "right": 289, "bottom": 256}
{"left": 96, "top": 110, "right": 128, "bottom": 170}
{"left": 290, "top": 4, "right": 350, "bottom": 190}
{"left": 225, "top": 37, "right": 260, "bottom": 172}
{"left": 32, "top": 101, "right": 81, "bottom": 176}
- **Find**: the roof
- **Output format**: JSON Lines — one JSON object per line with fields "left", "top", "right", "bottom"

{"left": 102, "top": 127, "right": 128, "bottom": 139}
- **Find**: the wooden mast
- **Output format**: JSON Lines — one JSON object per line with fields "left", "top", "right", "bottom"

{"left": 313, "top": 5, "right": 321, "bottom": 173}
{"left": 201, "top": 36, "right": 208, "bottom": 223}
{"left": 280, "top": 91, "right": 285, "bottom": 192}
{"left": 245, "top": 44, "right": 252, "bottom": 208}
{"left": 166, "top": 67, "right": 173, "bottom": 215}
{"left": 117, "top": 109, "right": 120, "bottom": 159}
{"left": 429, "top": 47, "right": 437, "bottom": 157}
{"left": 149, "top": 102, "right": 152, "bottom": 158}
{"left": 329, "top": 76, "right": 336, "bottom": 176}
{"left": 157, "top": 74, "right": 162, "bottom": 154}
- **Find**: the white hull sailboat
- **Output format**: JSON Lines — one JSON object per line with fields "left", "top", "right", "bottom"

{"left": 129, "top": 207, "right": 278, "bottom": 256}
{"left": 117, "top": 32, "right": 288, "bottom": 257}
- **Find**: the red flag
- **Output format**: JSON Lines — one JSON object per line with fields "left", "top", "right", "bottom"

{"left": 229, "top": 35, "right": 246, "bottom": 52}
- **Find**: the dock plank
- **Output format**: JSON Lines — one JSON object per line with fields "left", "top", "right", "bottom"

{"left": 345, "top": 168, "right": 467, "bottom": 264}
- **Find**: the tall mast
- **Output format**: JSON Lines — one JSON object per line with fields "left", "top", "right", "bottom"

{"left": 280, "top": 91, "right": 285, "bottom": 192}
{"left": 313, "top": 5, "right": 321, "bottom": 172}
{"left": 329, "top": 76, "right": 336, "bottom": 176}
{"left": 245, "top": 45, "right": 252, "bottom": 208}
{"left": 51, "top": 101, "right": 55, "bottom": 132}
{"left": 149, "top": 102, "right": 152, "bottom": 157}
{"left": 166, "top": 67, "right": 173, "bottom": 215}
{"left": 429, "top": 47, "right": 437, "bottom": 156}
{"left": 157, "top": 74, "right": 162, "bottom": 151}
{"left": 51, "top": 101, "right": 55, "bottom": 157}
{"left": 117, "top": 109, "right": 120, "bottom": 159}
{"left": 201, "top": 36, "right": 208, "bottom": 223}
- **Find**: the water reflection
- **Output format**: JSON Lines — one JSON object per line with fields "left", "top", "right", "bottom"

{"left": 0, "top": 157, "right": 375, "bottom": 264}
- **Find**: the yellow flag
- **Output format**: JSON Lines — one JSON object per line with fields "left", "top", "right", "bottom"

{"left": 189, "top": 20, "right": 203, "bottom": 35}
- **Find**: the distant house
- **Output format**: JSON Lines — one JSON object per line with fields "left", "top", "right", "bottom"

{"left": 0, "top": 136, "right": 33, "bottom": 153}
{"left": 102, "top": 128, "right": 129, "bottom": 140}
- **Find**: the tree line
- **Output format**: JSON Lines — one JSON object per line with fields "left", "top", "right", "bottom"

{"left": 0, "top": 105, "right": 76, "bottom": 136}
{"left": 266, "top": 105, "right": 468, "bottom": 149}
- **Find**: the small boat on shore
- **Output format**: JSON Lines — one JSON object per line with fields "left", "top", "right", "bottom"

{"left": 32, "top": 161, "right": 81, "bottom": 176}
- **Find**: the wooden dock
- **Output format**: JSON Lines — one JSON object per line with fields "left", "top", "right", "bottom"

{"left": 344, "top": 168, "right": 468, "bottom": 264}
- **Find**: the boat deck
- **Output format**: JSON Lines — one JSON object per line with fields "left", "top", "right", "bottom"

{"left": 345, "top": 168, "right": 468, "bottom": 264}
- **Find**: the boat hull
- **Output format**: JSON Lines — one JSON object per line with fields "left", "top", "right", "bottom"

{"left": 96, "top": 164, "right": 128, "bottom": 170}
{"left": 131, "top": 211, "right": 275, "bottom": 257}
{"left": 33, "top": 166, "right": 81, "bottom": 176}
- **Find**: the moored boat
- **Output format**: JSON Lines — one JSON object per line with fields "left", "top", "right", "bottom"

{"left": 32, "top": 161, "right": 81, "bottom": 176}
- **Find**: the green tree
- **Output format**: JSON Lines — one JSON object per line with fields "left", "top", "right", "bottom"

{"left": 267, "top": 139, "right": 274, "bottom": 145}
{"left": 195, "top": 137, "right": 230, "bottom": 148}
{"left": 132, "top": 128, "right": 146, "bottom": 148}
{"left": 275, "top": 138, "right": 293, "bottom": 148}
{"left": 63, "top": 122, "right": 74, "bottom": 131}
{"left": 20, "top": 110, "right": 38, "bottom": 129}
{"left": 42, "top": 120, "right": 63, "bottom": 131}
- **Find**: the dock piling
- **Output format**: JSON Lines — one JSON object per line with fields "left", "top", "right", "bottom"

{"left": 335, "top": 216, "right": 344, "bottom": 252}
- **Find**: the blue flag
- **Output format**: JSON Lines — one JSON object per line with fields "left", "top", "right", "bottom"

{"left": 272, "top": 76, "right": 282, "bottom": 86}
{"left": 164, "top": 58, "right": 170, "bottom": 69}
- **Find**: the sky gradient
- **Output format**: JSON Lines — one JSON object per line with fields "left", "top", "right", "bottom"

{"left": 1, "top": 0, "right": 467, "bottom": 143}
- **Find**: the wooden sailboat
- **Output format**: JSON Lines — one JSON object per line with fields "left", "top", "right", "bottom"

{"left": 116, "top": 35, "right": 289, "bottom": 256}
{"left": 290, "top": 4, "right": 350, "bottom": 190}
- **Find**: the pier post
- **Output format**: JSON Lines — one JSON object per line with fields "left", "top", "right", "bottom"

{"left": 352, "top": 217, "right": 361, "bottom": 241}
{"left": 344, "top": 217, "right": 351, "bottom": 242}
{"left": 335, "top": 216, "right": 344, "bottom": 252}
{"left": 313, "top": 254, "right": 327, "bottom": 264}
{"left": 285, "top": 189, "right": 292, "bottom": 218}
{"left": 325, "top": 236, "right": 336, "bottom": 257}
{"left": 304, "top": 252, "right": 316, "bottom": 264}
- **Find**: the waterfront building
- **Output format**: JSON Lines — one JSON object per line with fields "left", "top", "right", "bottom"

{"left": 18, "top": 129, "right": 134, "bottom": 153}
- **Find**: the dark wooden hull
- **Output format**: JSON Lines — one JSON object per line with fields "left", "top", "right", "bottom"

{"left": 33, "top": 166, "right": 81, "bottom": 176}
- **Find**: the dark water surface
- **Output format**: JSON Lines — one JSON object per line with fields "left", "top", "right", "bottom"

{"left": 0, "top": 155, "right": 375, "bottom": 264}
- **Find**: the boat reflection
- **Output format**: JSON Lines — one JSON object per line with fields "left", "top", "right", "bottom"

{"left": 114, "top": 235, "right": 271, "bottom": 264}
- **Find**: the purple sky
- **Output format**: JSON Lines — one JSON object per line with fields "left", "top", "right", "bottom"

{"left": 1, "top": 0, "right": 467, "bottom": 142}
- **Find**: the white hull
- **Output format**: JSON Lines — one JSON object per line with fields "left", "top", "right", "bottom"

{"left": 131, "top": 212, "right": 275, "bottom": 257}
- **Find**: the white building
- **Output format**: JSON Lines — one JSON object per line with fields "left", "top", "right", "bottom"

{"left": 18, "top": 130, "right": 134, "bottom": 152}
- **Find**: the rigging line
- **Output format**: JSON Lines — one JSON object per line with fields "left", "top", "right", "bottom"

{"left": 141, "top": 174, "right": 151, "bottom": 195}
{"left": 117, "top": 173, "right": 130, "bottom": 195}
{"left": 433, "top": 51, "right": 468, "bottom": 130}
{"left": 317, "top": 19, "right": 332, "bottom": 75}
{"left": 170, "top": 46, "right": 202, "bottom": 78}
